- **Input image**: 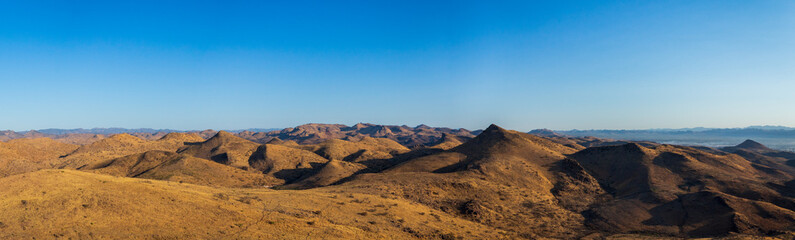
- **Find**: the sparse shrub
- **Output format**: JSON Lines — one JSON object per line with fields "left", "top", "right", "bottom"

{"left": 213, "top": 193, "right": 229, "bottom": 200}
{"left": 236, "top": 196, "right": 260, "bottom": 204}
{"left": 438, "top": 233, "right": 461, "bottom": 240}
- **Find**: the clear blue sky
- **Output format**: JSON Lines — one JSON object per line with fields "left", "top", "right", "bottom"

{"left": 1, "top": 1, "right": 793, "bottom": 131}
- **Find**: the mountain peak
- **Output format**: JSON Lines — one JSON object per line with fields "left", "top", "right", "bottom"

{"left": 736, "top": 139, "right": 770, "bottom": 151}
{"left": 266, "top": 137, "right": 284, "bottom": 144}
{"left": 622, "top": 142, "right": 645, "bottom": 152}
{"left": 453, "top": 124, "right": 523, "bottom": 153}
{"left": 211, "top": 130, "right": 235, "bottom": 139}
{"left": 201, "top": 130, "right": 246, "bottom": 145}
{"left": 483, "top": 124, "right": 506, "bottom": 134}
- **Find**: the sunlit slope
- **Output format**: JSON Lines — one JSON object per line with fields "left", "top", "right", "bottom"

{"left": 0, "top": 169, "right": 506, "bottom": 239}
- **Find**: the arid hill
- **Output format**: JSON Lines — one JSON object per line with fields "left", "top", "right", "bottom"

{"left": 335, "top": 125, "right": 594, "bottom": 239}
{"left": 246, "top": 136, "right": 411, "bottom": 187}
{"left": 82, "top": 150, "right": 270, "bottom": 188}
{"left": 0, "top": 124, "right": 793, "bottom": 239}
{"left": 570, "top": 143, "right": 795, "bottom": 237}
{"left": 58, "top": 133, "right": 205, "bottom": 169}
{"left": 333, "top": 126, "right": 795, "bottom": 238}
{"left": 177, "top": 131, "right": 260, "bottom": 169}
{"left": 281, "top": 159, "right": 367, "bottom": 190}
{"left": 0, "top": 169, "right": 505, "bottom": 239}
{"left": 247, "top": 143, "right": 330, "bottom": 186}
{"left": 0, "top": 138, "right": 79, "bottom": 177}
{"left": 426, "top": 133, "right": 465, "bottom": 150}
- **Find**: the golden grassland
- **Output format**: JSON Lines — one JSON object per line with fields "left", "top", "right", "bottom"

{"left": 0, "top": 169, "right": 507, "bottom": 239}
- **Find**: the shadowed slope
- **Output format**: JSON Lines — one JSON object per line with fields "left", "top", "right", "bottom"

{"left": 306, "top": 137, "right": 410, "bottom": 161}
{"left": 281, "top": 159, "right": 367, "bottom": 190}
{"left": 426, "top": 133, "right": 464, "bottom": 150}
{"left": 571, "top": 143, "right": 795, "bottom": 237}
{"left": 735, "top": 139, "right": 773, "bottom": 151}
{"left": 177, "top": 131, "right": 260, "bottom": 169}
{"left": 248, "top": 144, "right": 329, "bottom": 185}
{"left": 58, "top": 133, "right": 203, "bottom": 169}
{"left": 83, "top": 150, "right": 270, "bottom": 188}
{"left": 274, "top": 137, "right": 412, "bottom": 175}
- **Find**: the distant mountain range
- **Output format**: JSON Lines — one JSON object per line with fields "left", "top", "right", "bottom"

{"left": 0, "top": 123, "right": 477, "bottom": 148}
{"left": 5, "top": 125, "right": 795, "bottom": 151}
{"left": 535, "top": 126, "right": 795, "bottom": 151}
{"left": 25, "top": 127, "right": 282, "bottom": 135}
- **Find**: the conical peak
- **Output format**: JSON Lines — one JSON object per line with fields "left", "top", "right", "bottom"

{"left": 736, "top": 139, "right": 769, "bottom": 150}
{"left": 212, "top": 130, "right": 235, "bottom": 138}
{"left": 206, "top": 130, "right": 240, "bottom": 143}
{"left": 481, "top": 124, "right": 508, "bottom": 135}
{"left": 266, "top": 137, "right": 284, "bottom": 144}
{"left": 453, "top": 124, "right": 521, "bottom": 152}
{"left": 622, "top": 142, "right": 645, "bottom": 152}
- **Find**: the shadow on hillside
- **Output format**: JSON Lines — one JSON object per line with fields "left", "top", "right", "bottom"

{"left": 210, "top": 153, "right": 229, "bottom": 164}
{"left": 327, "top": 148, "right": 448, "bottom": 186}
{"left": 273, "top": 162, "right": 325, "bottom": 183}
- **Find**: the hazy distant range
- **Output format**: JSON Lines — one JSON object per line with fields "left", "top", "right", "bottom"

{"left": 20, "top": 125, "right": 795, "bottom": 152}
{"left": 30, "top": 127, "right": 281, "bottom": 135}
{"left": 556, "top": 126, "right": 795, "bottom": 151}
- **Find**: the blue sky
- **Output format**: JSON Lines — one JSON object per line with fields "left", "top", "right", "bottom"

{"left": 1, "top": 1, "right": 793, "bottom": 131}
